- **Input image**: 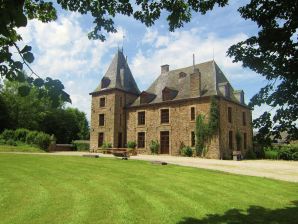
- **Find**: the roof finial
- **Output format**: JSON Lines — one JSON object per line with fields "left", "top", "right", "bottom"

{"left": 212, "top": 47, "right": 214, "bottom": 61}
{"left": 122, "top": 35, "right": 125, "bottom": 53}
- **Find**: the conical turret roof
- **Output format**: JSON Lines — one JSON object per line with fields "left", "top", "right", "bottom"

{"left": 92, "top": 50, "right": 140, "bottom": 95}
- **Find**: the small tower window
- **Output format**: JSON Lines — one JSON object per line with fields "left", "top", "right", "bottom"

{"left": 228, "top": 107, "right": 232, "bottom": 123}
{"left": 191, "top": 107, "right": 195, "bottom": 121}
{"left": 99, "top": 97, "right": 106, "bottom": 107}
{"left": 99, "top": 114, "right": 105, "bottom": 126}
{"left": 191, "top": 131, "right": 195, "bottom": 147}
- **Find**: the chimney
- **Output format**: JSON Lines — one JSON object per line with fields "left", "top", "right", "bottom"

{"left": 161, "top": 64, "right": 169, "bottom": 74}
{"left": 190, "top": 70, "right": 201, "bottom": 97}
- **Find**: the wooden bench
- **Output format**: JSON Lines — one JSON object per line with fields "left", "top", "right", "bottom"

{"left": 112, "top": 148, "right": 129, "bottom": 160}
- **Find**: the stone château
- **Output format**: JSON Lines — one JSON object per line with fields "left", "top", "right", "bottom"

{"left": 89, "top": 50, "right": 252, "bottom": 159}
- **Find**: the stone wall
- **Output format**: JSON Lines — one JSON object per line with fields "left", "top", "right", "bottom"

{"left": 127, "top": 97, "right": 221, "bottom": 157}
{"left": 90, "top": 90, "right": 138, "bottom": 150}
{"left": 218, "top": 98, "right": 253, "bottom": 159}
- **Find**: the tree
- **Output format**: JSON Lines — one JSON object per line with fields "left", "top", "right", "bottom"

{"left": 227, "top": 0, "right": 298, "bottom": 142}
{"left": 65, "top": 108, "right": 89, "bottom": 140}
{"left": 0, "top": 0, "right": 227, "bottom": 99}
{"left": 0, "top": 79, "right": 57, "bottom": 130}
{"left": 1, "top": 0, "right": 297, "bottom": 142}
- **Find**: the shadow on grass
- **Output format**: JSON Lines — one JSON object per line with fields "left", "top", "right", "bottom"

{"left": 178, "top": 201, "right": 298, "bottom": 224}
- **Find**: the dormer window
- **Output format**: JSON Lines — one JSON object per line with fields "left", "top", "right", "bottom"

{"left": 101, "top": 77, "right": 110, "bottom": 89}
{"left": 162, "top": 87, "right": 178, "bottom": 101}
{"left": 140, "top": 91, "right": 156, "bottom": 104}
{"left": 179, "top": 72, "right": 187, "bottom": 79}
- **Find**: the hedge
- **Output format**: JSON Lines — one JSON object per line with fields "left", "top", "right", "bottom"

{"left": 0, "top": 129, "right": 51, "bottom": 151}
{"left": 72, "top": 140, "right": 90, "bottom": 151}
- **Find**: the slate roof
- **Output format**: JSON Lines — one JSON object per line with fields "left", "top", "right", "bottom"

{"left": 91, "top": 50, "right": 140, "bottom": 95}
{"left": 131, "top": 60, "right": 240, "bottom": 106}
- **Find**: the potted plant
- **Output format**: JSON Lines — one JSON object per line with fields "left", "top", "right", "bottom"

{"left": 149, "top": 140, "right": 159, "bottom": 154}
{"left": 127, "top": 141, "right": 137, "bottom": 156}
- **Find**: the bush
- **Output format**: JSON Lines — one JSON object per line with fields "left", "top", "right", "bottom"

{"left": 264, "top": 150, "right": 279, "bottom": 160}
{"left": 6, "top": 139, "right": 17, "bottom": 146}
{"left": 127, "top": 141, "right": 136, "bottom": 149}
{"left": 35, "top": 132, "right": 51, "bottom": 150}
{"left": 149, "top": 140, "right": 159, "bottom": 154}
{"left": 14, "top": 128, "right": 30, "bottom": 142}
{"left": 180, "top": 146, "right": 193, "bottom": 157}
{"left": 245, "top": 148, "right": 257, "bottom": 159}
{"left": 26, "top": 131, "right": 39, "bottom": 145}
{"left": 73, "top": 140, "right": 90, "bottom": 151}
{"left": 102, "top": 142, "right": 112, "bottom": 150}
{"left": 1, "top": 129, "right": 15, "bottom": 141}
{"left": 277, "top": 145, "right": 298, "bottom": 161}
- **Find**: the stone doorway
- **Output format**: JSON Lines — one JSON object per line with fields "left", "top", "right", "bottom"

{"left": 160, "top": 131, "right": 169, "bottom": 154}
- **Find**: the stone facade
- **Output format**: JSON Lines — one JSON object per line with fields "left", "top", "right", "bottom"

{"left": 90, "top": 50, "right": 253, "bottom": 159}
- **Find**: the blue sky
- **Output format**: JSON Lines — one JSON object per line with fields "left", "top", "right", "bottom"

{"left": 18, "top": 0, "right": 269, "bottom": 121}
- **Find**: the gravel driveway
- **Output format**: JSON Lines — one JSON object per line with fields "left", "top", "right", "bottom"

{"left": 2, "top": 151, "right": 298, "bottom": 183}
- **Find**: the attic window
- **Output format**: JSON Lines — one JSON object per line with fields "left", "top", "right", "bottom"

{"left": 162, "top": 87, "right": 178, "bottom": 101}
{"left": 140, "top": 91, "right": 156, "bottom": 104}
{"left": 101, "top": 77, "right": 110, "bottom": 89}
{"left": 179, "top": 72, "right": 187, "bottom": 79}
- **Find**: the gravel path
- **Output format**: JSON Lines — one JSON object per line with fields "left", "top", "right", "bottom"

{"left": 1, "top": 151, "right": 298, "bottom": 183}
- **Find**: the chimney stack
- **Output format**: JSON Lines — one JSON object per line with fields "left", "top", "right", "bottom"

{"left": 161, "top": 64, "right": 169, "bottom": 74}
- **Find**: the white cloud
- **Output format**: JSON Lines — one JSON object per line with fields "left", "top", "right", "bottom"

{"left": 18, "top": 13, "right": 125, "bottom": 79}
{"left": 16, "top": 12, "right": 126, "bottom": 121}
{"left": 131, "top": 29, "right": 253, "bottom": 88}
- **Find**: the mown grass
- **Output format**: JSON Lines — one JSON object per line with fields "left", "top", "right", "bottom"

{"left": 0, "top": 143, "right": 44, "bottom": 153}
{"left": 0, "top": 154, "right": 297, "bottom": 224}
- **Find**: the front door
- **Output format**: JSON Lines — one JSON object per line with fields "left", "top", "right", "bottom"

{"left": 118, "top": 132, "right": 122, "bottom": 148}
{"left": 160, "top": 131, "right": 169, "bottom": 154}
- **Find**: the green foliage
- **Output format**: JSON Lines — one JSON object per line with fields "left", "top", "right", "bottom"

{"left": 278, "top": 146, "right": 298, "bottom": 161}
{"left": 26, "top": 131, "right": 39, "bottom": 145}
{"left": 149, "top": 140, "right": 159, "bottom": 154}
{"left": 102, "top": 142, "right": 112, "bottom": 150}
{"left": 227, "top": 0, "right": 298, "bottom": 142}
{"left": 0, "top": 128, "right": 50, "bottom": 150}
{"left": 264, "top": 150, "right": 279, "bottom": 160}
{"left": 263, "top": 145, "right": 298, "bottom": 161}
{"left": 195, "top": 97, "right": 219, "bottom": 157}
{"left": 245, "top": 148, "right": 257, "bottom": 160}
{"left": 180, "top": 146, "right": 193, "bottom": 157}
{"left": 127, "top": 141, "right": 136, "bottom": 149}
{"left": 0, "top": 129, "right": 15, "bottom": 141}
{"left": 6, "top": 139, "right": 17, "bottom": 146}
{"left": 72, "top": 140, "right": 90, "bottom": 151}
{"left": 208, "top": 97, "right": 219, "bottom": 134}
{"left": 35, "top": 132, "right": 51, "bottom": 151}
{"left": 14, "top": 128, "right": 29, "bottom": 142}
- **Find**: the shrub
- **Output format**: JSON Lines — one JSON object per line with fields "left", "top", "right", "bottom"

{"left": 127, "top": 141, "right": 136, "bottom": 149}
{"left": 14, "top": 128, "right": 30, "bottom": 142}
{"left": 255, "top": 147, "right": 265, "bottom": 159}
{"left": 264, "top": 150, "right": 279, "bottom": 160}
{"left": 6, "top": 139, "right": 17, "bottom": 146}
{"left": 26, "top": 131, "right": 39, "bottom": 145}
{"left": 274, "top": 145, "right": 298, "bottom": 161}
{"left": 1, "top": 129, "right": 15, "bottom": 141}
{"left": 180, "top": 146, "right": 193, "bottom": 157}
{"left": 35, "top": 132, "right": 51, "bottom": 150}
{"left": 73, "top": 140, "right": 90, "bottom": 151}
{"left": 102, "top": 142, "right": 112, "bottom": 150}
{"left": 149, "top": 140, "right": 159, "bottom": 154}
{"left": 245, "top": 148, "right": 257, "bottom": 159}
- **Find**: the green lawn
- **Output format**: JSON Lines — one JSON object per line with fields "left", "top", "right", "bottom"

{"left": 0, "top": 154, "right": 297, "bottom": 224}
{"left": 0, "top": 144, "right": 44, "bottom": 153}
